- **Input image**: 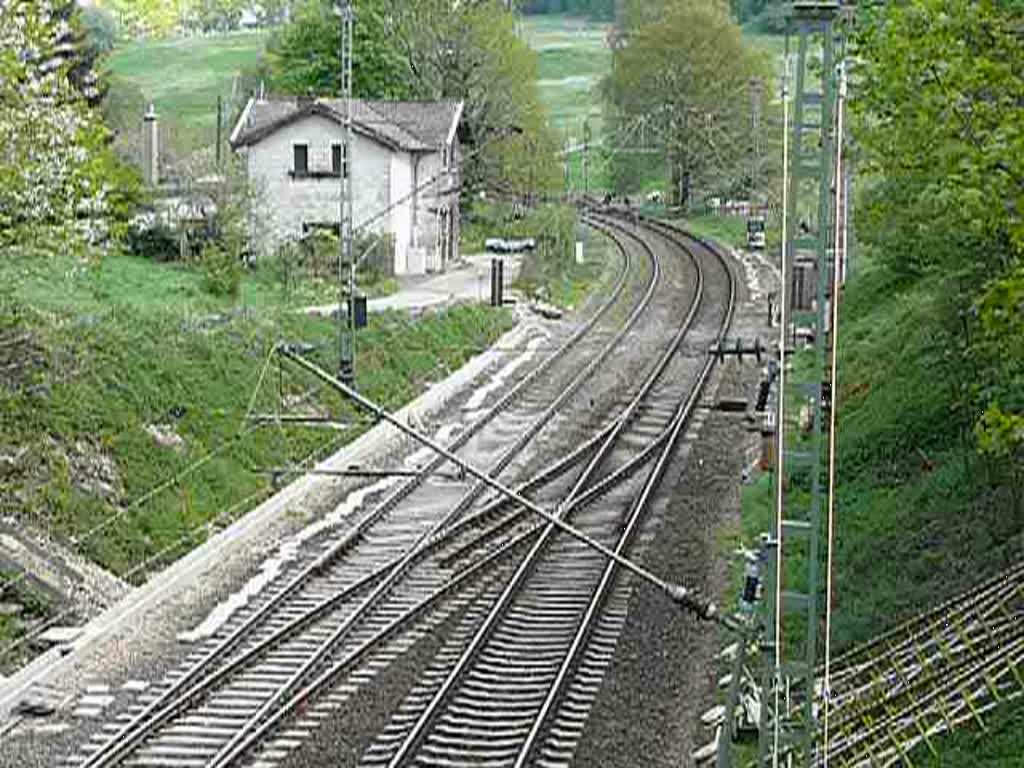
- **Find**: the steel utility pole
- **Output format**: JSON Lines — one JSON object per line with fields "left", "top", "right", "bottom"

{"left": 563, "top": 131, "right": 571, "bottom": 200}
{"left": 216, "top": 94, "right": 223, "bottom": 169}
{"left": 755, "top": 3, "right": 849, "bottom": 767}
{"left": 338, "top": 0, "right": 355, "bottom": 386}
{"left": 583, "top": 120, "right": 591, "bottom": 197}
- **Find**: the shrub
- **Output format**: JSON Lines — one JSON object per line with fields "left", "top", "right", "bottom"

{"left": 126, "top": 219, "right": 180, "bottom": 262}
{"left": 199, "top": 242, "right": 242, "bottom": 299}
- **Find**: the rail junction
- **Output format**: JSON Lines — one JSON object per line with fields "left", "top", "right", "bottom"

{"left": 0, "top": 211, "right": 752, "bottom": 768}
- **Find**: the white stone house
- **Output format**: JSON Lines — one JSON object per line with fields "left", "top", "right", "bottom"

{"left": 230, "top": 96, "right": 464, "bottom": 275}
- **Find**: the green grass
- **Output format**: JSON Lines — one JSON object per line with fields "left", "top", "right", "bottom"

{"left": 104, "top": 18, "right": 612, "bottom": 151}
{"left": 727, "top": 250, "right": 1024, "bottom": 764}
{"left": 461, "top": 201, "right": 605, "bottom": 310}
{"left": 677, "top": 215, "right": 749, "bottom": 250}
{"left": 738, "top": 256, "right": 1021, "bottom": 649}
{"left": 0, "top": 571, "right": 53, "bottom": 650}
{"left": 918, "top": 703, "right": 1024, "bottom": 767}
{"left": 520, "top": 15, "right": 610, "bottom": 138}
{"left": 0, "top": 252, "right": 512, "bottom": 586}
{"left": 744, "top": 32, "right": 787, "bottom": 59}
{"left": 6, "top": 252, "right": 396, "bottom": 319}
{"left": 514, "top": 221, "right": 615, "bottom": 311}
{"left": 107, "top": 32, "right": 267, "bottom": 146}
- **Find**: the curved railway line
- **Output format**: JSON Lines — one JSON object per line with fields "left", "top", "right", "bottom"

{"left": 371, "top": 215, "right": 736, "bottom": 768}
{"left": 64, "top": 211, "right": 738, "bottom": 768}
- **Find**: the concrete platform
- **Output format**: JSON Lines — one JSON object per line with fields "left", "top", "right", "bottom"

{"left": 302, "top": 253, "right": 523, "bottom": 317}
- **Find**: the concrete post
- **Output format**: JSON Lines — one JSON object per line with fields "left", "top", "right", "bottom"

{"left": 142, "top": 104, "right": 159, "bottom": 187}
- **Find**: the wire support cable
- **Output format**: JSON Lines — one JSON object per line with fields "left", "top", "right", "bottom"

{"left": 822, "top": 58, "right": 848, "bottom": 767}
{"left": 772, "top": 42, "right": 793, "bottom": 768}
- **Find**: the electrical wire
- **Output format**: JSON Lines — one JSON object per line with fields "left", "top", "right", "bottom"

{"left": 0, "top": 421, "right": 349, "bottom": 662}
{"left": 823, "top": 59, "right": 848, "bottom": 768}
{"left": 772, "top": 41, "right": 792, "bottom": 768}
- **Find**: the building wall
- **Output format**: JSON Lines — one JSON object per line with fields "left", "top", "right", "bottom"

{"left": 389, "top": 151, "right": 414, "bottom": 275}
{"left": 245, "top": 114, "right": 394, "bottom": 260}
{"left": 243, "top": 113, "right": 459, "bottom": 275}
{"left": 413, "top": 142, "right": 461, "bottom": 273}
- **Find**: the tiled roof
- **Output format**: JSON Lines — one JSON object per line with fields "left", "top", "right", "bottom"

{"left": 230, "top": 97, "right": 462, "bottom": 152}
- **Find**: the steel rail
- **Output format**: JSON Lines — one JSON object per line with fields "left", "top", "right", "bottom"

{"left": 73, "top": 420, "right": 622, "bottom": 768}
{"left": 76, "top": 220, "right": 638, "bottom": 768}
{"left": 205, "top": 214, "right": 701, "bottom": 768}
{"left": 557, "top": 212, "right": 701, "bottom": 510}
{"left": 826, "top": 561, "right": 1024, "bottom": 675}
{"left": 202, "top": 217, "right": 666, "bottom": 768}
{"left": 76, "top": 216, "right": 714, "bottom": 768}
{"left": 512, "top": 218, "right": 738, "bottom": 767}
{"left": 382, "top": 212, "right": 727, "bottom": 767}
{"left": 868, "top": 652, "right": 1024, "bottom": 768}
{"left": 824, "top": 627, "right": 1024, "bottom": 765}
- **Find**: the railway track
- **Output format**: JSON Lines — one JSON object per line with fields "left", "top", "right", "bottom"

{"left": 361, "top": 214, "right": 736, "bottom": 768}
{"left": 814, "top": 560, "right": 1024, "bottom": 766}
{"left": 65, "top": 212, "right": 736, "bottom": 768}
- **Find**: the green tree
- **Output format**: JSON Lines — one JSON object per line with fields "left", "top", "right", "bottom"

{"left": 602, "top": 0, "right": 765, "bottom": 201}
{"left": 264, "top": 0, "right": 555, "bottom": 197}
{"left": 852, "top": 0, "right": 1024, "bottom": 455}
{"left": 392, "top": 0, "right": 557, "bottom": 196}
{"left": 265, "top": 0, "right": 414, "bottom": 98}
{"left": 190, "top": 0, "right": 246, "bottom": 33}
{"left": 854, "top": 0, "right": 1023, "bottom": 279}
{"left": 103, "top": 0, "right": 182, "bottom": 37}
{"left": 0, "top": 0, "right": 139, "bottom": 252}
{"left": 81, "top": 5, "right": 119, "bottom": 53}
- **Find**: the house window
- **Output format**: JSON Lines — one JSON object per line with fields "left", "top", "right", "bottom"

{"left": 332, "top": 144, "right": 348, "bottom": 178}
{"left": 293, "top": 144, "right": 308, "bottom": 176}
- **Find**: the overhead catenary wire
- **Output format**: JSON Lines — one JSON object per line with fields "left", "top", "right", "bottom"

{"left": 822, "top": 58, "right": 847, "bottom": 768}
{"left": 772, "top": 42, "right": 792, "bottom": 768}
{"left": 277, "top": 344, "right": 723, "bottom": 622}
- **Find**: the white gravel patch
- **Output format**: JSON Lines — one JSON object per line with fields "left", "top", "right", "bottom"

{"left": 463, "top": 329, "right": 550, "bottom": 414}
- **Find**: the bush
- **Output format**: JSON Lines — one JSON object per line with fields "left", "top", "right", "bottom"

{"left": 199, "top": 242, "right": 242, "bottom": 298}
{"left": 101, "top": 75, "right": 148, "bottom": 166}
{"left": 126, "top": 219, "right": 180, "bottom": 262}
{"left": 81, "top": 6, "right": 119, "bottom": 54}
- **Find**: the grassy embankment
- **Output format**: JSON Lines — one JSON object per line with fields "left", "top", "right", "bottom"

{"left": 728, "top": 250, "right": 1024, "bottom": 762}
{"left": 678, "top": 215, "right": 748, "bottom": 250}
{"left": 107, "top": 32, "right": 267, "bottom": 150}
{"left": 0, "top": 252, "right": 511, "bottom": 651}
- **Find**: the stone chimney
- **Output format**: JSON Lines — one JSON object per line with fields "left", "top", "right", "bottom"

{"left": 142, "top": 104, "right": 159, "bottom": 187}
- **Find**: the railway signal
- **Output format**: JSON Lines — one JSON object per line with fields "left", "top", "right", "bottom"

{"left": 699, "top": 3, "right": 855, "bottom": 768}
